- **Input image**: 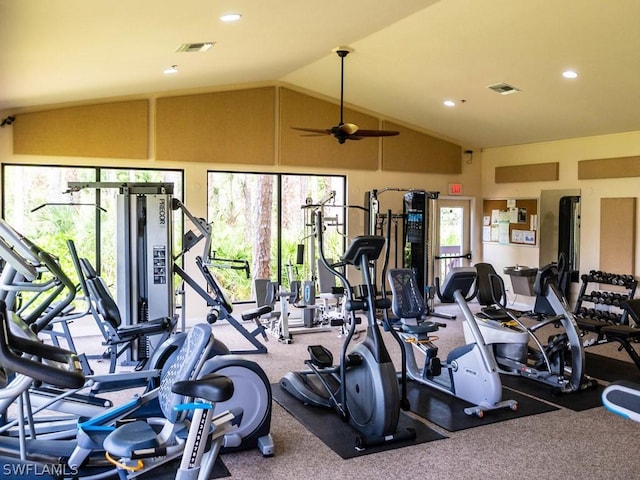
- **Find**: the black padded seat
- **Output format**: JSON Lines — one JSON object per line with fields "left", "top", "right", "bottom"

{"left": 435, "top": 266, "right": 477, "bottom": 303}
{"left": 575, "top": 316, "right": 609, "bottom": 333}
{"left": 474, "top": 262, "right": 520, "bottom": 320}
{"left": 388, "top": 268, "right": 439, "bottom": 333}
{"left": 600, "top": 324, "right": 640, "bottom": 340}
{"left": 242, "top": 305, "right": 273, "bottom": 321}
{"left": 171, "top": 373, "right": 234, "bottom": 402}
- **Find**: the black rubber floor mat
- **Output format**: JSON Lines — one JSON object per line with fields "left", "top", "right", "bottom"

{"left": 585, "top": 352, "right": 640, "bottom": 382}
{"left": 405, "top": 380, "right": 558, "bottom": 431}
{"left": 151, "top": 456, "right": 230, "bottom": 479}
{"left": 500, "top": 374, "right": 605, "bottom": 411}
{"left": 272, "top": 384, "right": 446, "bottom": 459}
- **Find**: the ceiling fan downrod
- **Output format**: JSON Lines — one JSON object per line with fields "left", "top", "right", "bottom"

{"left": 335, "top": 48, "right": 351, "bottom": 127}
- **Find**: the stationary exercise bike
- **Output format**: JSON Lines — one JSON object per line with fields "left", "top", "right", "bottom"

{"left": 387, "top": 267, "right": 517, "bottom": 417}
{"left": 0, "top": 301, "right": 239, "bottom": 480}
{"left": 280, "top": 212, "right": 416, "bottom": 450}
{"left": 469, "top": 262, "right": 597, "bottom": 394}
{"left": 0, "top": 222, "right": 274, "bottom": 457}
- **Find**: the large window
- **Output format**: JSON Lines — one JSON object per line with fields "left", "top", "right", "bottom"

{"left": 207, "top": 172, "right": 346, "bottom": 302}
{"left": 1, "top": 165, "right": 183, "bottom": 291}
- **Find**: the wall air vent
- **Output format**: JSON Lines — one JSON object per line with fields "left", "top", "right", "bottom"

{"left": 175, "top": 42, "right": 215, "bottom": 53}
{"left": 487, "top": 82, "right": 521, "bottom": 95}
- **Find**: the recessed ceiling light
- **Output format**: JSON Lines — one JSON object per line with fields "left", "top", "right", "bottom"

{"left": 443, "top": 100, "right": 456, "bottom": 107}
{"left": 562, "top": 70, "right": 578, "bottom": 79}
{"left": 220, "top": 13, "right": 241, "bottom": 22}
{"left": 163, "top": 65, "right": 179, "bottom": 75}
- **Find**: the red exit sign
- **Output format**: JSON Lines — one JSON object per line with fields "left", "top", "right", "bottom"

{"left": 448, "top": 183, "right": 463, "bottom": 195}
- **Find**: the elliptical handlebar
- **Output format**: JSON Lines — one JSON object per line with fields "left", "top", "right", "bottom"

{"left": 0, "top": 300, "right": 85, "bottom": 389}
{"left": 315, "top": 211, "right": 353, "bottom": 299}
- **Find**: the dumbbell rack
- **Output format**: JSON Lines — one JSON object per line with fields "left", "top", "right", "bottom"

{"left": 574, "top": 270, "right": 637, "bottom": 326}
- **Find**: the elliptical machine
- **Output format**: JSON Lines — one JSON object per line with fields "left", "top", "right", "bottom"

{"left": 280, "top": 212, "right": 416, "bottom": 450}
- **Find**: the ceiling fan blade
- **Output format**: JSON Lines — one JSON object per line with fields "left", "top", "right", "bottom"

{"left": 350, "top": 129, "right": 400, "bottom": 138}
{"left": 291, "top": 127, "right": 331, "bottom": 135}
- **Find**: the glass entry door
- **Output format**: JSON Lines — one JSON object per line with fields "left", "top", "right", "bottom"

{"left": 435, "top": 199, "right": 471, "bottom": 281}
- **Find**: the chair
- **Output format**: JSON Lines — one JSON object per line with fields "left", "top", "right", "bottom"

{"left": 67, "top": 240, "right": 176, "bottom": 373}
{"left": 387, "top": 268, "right": 439, "bottom": 334}
{"left": 254, "top": 278, "right": 281, "bottom": 322}
{"left": 435, "top": 266, "right": 477, "bottom": 303}
{"left": 432, "top": 266, "right": 478, "bottom": 319}
{"left": 317, "top": 258, "right": 345, "bottom": 325}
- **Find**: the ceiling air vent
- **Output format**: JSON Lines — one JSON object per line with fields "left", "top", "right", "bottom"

{"left": 487, "top": 82, "right": 521, "bottom": 95}
{"left": 175, "top": 42, "right": 215, "bottom": 53}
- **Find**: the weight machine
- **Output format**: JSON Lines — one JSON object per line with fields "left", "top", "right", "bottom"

{"left": 68, "top": 182, "right": 175, "bottom": 364}
{"left": 266, "top": 192, "right": 345, "bottom": 342}
{"left": 67, "top": 182, "right": 268, "bottom": 359}
{"left": 171, "top": 199, "right": 269, "bottom": 354}
{"left": 365, "top": 188, "right": 456, "bottom": 320}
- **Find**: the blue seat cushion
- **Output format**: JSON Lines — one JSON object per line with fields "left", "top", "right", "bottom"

{"left": 103, "top": 421, "right": 158, "bottom": 458}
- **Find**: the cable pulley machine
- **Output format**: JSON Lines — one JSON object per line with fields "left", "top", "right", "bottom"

{"left": 68, "top": 182, "right": 175, "bottom": 364}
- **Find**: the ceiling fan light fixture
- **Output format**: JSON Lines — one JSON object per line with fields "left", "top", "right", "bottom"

{"left": 163, "top": 65, "right": 179, "bottom": 75}
{"left": 443, "top": 100, "right": 456, "bottom": 107}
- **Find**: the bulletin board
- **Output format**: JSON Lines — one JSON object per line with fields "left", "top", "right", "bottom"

{"left": 600, "top": 197, "right": 636, "bottom": 274}
{"left": 482, "top": 198, "right": 538, "bottom": 246}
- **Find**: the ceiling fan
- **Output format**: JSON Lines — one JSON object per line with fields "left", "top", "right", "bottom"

{"left": 291, "top": 47, "right": 399, "bottom": 144}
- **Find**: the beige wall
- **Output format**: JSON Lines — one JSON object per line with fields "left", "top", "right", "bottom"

{"left": 481, "top": 130, "right": 640, "bottom": 302}
{"left": 0, "top": 91, "right": 479, "bottom": 320}
{"left": 3, "top": 92, "right": 640, "bottom": 315}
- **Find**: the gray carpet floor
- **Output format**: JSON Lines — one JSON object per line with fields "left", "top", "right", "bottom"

{"left": 66, "top": 300, "right": 640, "bottom": 480}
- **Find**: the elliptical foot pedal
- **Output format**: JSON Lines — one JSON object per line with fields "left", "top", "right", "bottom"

{"left": 308, "top": 345, "right": 333, "bottom": 368}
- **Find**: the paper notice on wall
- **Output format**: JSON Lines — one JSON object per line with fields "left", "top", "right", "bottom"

{"left": 511, "top": 229, "right": 524, "bottom": 243}
{"left": 491, "top": 224, "right": 499, "bottom": 241}
{"left": 509, "top": 207, "right": 518, "bottom": 223}
{"left": 498, "top": 222, "right": 510, "bottom": 244}
{"left": 483, "top": 226, "right": 491, "bottom": 242}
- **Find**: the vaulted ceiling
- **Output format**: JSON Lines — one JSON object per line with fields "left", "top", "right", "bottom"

{"left": 1, "top": 0, "right": 639, "bottom": 148}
